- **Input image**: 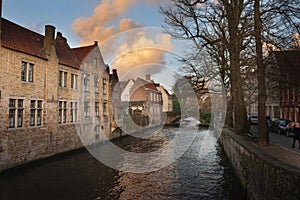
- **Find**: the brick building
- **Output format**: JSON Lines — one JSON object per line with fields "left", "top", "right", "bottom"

{"left": 0, "top": 15, "right": 117, "bottom": 170}
{"left": 129, "top": 77, "right": 163, "bottom": 127}
{"left": 275, "top": 49, "right": 300, "bottom": 122}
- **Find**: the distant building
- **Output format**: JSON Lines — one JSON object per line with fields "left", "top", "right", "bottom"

{"left": 156, "top": 85, "right": 173, "bottom": 113}
{"left": 129, "top": 76, "right": 163, "bottom": 127}
{"left": 109, "top": 68, "right": 123, "bottom": 134}
{"left": 275, "top": 49, "right": 300, "bottom": 122}
{"left": 120, "top": 79, "right": 135, "bottom": 102}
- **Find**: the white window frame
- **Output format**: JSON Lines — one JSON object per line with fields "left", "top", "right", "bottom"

{"left": 83, "top": 74, "right": 89, "bottom": 92}
{"left": 59, "top": 70, "right": 68, "bottom": 88}
{"left": 71, "top": 73, "right": 78, "bottom": 89}
{"left": 30, "top": 100, "right": 43, "bottom": 126}
{"left": 59, "top": 101, "right": 67, "bottom": 124}
{"left": 21, "top": 61, "right": 34, "bottom": 82}
{"left": 9, "top": 99, "right": 24, "bottom": 128}
{"left": 70, "top": 102, "right": 78, "bottom": 123}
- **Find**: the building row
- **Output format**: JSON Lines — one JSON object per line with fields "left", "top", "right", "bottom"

{"left": 118, "top": 75, "right": 173, "bottom": 132}
{"left": 0, "top": 15, "right": 124, "bottom": 170}
{"left": 275, "top": 49, "right": 300, "bottom": 122}
{"left": 242, "top": 46, "right": 300, "bottom": 123}
{"left": 0, "top": 15, "right": 174, "bottom": 170}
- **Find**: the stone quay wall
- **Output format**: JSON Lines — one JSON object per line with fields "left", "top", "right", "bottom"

{"left": 220, "top": 129, "right": 300, "bottom": 200}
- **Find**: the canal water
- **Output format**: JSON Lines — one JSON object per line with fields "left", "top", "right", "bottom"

{"left": 0, "top": 127, "right": 244, "bottom": 200}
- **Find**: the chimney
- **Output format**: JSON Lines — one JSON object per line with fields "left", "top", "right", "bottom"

{"left": 94, "top": 41, "right": 98, "bottom": 46}
{"left": 146, "top": 74, "right": 151, "bottom": 81}
{"left": 112, "top": 69, "right": 117, "bottom": 75}
{"left": 43, "top": 25, "right": 55, "bottom": 55}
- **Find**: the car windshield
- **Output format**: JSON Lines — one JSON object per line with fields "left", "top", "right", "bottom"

{"left": 278, "top": 120, "right": 287, "bottom": 126}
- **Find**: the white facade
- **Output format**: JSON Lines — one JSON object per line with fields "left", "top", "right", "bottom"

{"left": 157, "top": 85, "right": 173, "bottom": 112}
{"left": 121, "top": 79, "right": 135, "bottom": 102}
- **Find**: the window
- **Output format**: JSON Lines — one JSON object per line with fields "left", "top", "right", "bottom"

{"left": 84, "top": 101, "right": 90, "bottom": 117}
{"left": 71, "top": 74, "right": 78, "bottom": 89}
{"left": 102, "top": 78, "right": 107, "bottom": 95}
{"left": 59, "top": 101, "right": 67, "bottom": 124}
{"left": 83, "top": 74, "right": 89, "bottom": 92}
{"left": 93, "top": 58, "right": 97, "bottom": 68}
{"left": 21, "top": 61, "right": 34, "bottom": 82}
{"left": 95, "top": 126, "right": 100, "bottom": 140}
{"left": 70, "top": 102, "right": 78, "bottom": 122}
{"left": 9, "top": 99, "right": 23, "bottom": 128}
{"left": 103, "top": 102, "right": 107, "bottom": 116}
{"left": 59, "top": 71, "right": 67, "bottom": 87}
{"left": 21, "top": 62, "right": 26, "bottom": 81}
{"left": 94, "top": 76, "right": 99, "bottom": 93}
{"left": 95, "top": 102, "right": 100, "bottom": 117}
{"left": 37, "top": 101, "right": 42, "bottom": 126}
{"left": 30, "top": 100, "right": 43, "bottom": 126}
{"left": 28, "top": 63, "right": 34, "bottom": 82}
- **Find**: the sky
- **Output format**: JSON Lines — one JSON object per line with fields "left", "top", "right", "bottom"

{"left": 2, "top": 0, "right": 189, "bottom": 91}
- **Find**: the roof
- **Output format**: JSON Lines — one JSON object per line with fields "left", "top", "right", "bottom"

{"left": 71, "top": 42, "right": 98, "bottom": 62}
{"left": 1, "top": 17, "right": 47, "bottom": 59}
{"left": 145, "top": 83, "right": 158, "bottom": 91}
{"left": 134, "top": 78, "right": 158, "bottom": 91}
{"left": 55, "top": 33, "right": 81, "bottom": 69}
{"left": 1, "top": 17, "right": 81, "bottom": 69}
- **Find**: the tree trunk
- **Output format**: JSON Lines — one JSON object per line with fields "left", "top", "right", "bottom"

{"left": 224, "top": 0, "right": 249, "bottom": 133}
{"left": 254, "top": 0, "right": 268, "bottom": 146}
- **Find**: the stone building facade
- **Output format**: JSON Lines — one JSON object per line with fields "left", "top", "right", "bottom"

{"left": 0, "top": 16, "right": 117, "bottom": 171}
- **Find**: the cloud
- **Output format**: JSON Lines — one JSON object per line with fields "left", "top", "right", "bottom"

{"left": 72, "top": 0, "right": 172, "bottom": 77}
{"left": 100, "top": 29, "right": 173, "bottom": 77}
{"left": 72, "top": 0, "right": 144, "bottom": 43}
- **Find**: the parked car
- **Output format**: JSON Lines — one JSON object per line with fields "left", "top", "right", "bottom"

{"left": 249, "top": 115, "right": 258, "bottom": 125}
{"left": 286, "top": 122, "right": 297, "bottom": 137}
{"left": 270, "top": 118, "right": 290, "bottom": 134}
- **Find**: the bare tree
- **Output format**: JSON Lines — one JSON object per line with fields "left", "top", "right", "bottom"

{"left": 253, "top": 0, "right": 299, "bottom": 146}
{"left": 254, "top": 0, "right": 268, "bottom": 146}
{"left": 160, "top": 0, "right": 253, "bottom": 133}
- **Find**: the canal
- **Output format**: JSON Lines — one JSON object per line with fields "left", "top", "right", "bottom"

{"left": 0, "top": 127, "right": 244, "bottom": 200}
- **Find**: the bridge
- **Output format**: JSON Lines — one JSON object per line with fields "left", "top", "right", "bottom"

{"left": 164, "top": 114, "right": 181, "bottom": 125}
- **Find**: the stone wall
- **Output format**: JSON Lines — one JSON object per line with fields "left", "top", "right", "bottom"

{"left": 220, "top": 129, "right": 300, "bottom": 200}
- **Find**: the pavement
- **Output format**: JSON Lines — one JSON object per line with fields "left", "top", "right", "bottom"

{"left": 250, "top": 125, "right": 300, "bottom": 169}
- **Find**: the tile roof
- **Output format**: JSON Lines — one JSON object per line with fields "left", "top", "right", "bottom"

{"left": 1, "top": 17, "right": 47, "bottom": 59}
{"left": 131, "top": 78, "right": 159, "bottom": 93}
{"left": 55, "top": 32, "right": 81, "bottom": 69}
{"left": 145, "top": 83, "right": 158, "bottom": 91}
{"left": 71, "top": 42, "right": 97, "bottom": 62}
{"left": 1, "top": 17, "right": 81, "bottom": 69}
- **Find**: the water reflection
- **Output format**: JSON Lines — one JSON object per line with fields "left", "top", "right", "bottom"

{"left": 0, "top": 127, "right": 243, "bottom": 200}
